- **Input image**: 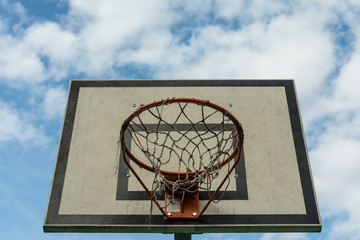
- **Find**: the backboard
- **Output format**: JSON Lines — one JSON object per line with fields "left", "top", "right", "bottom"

{"left": 44, "top": 80, "right": 321, "bottom": 233}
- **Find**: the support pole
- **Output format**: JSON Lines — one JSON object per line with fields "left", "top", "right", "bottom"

{"left": 174, "top": 233, "right": 191, "bottom": 240}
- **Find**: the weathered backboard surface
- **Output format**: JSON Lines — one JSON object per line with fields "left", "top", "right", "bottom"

{"left": 44, "top": 80, "right": 321, "bottom": 233}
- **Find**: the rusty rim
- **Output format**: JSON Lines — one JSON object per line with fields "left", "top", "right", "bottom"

{"left": 120, "top": 97, "right": 243, "bottom": 176}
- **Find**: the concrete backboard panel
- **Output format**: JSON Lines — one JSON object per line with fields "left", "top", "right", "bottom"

{"left": 44, "top": 80, "right": 321, "bottom": 233}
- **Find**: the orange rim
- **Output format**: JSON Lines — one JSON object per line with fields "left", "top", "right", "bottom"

{"left": 120, "top": 97, "right": 243, "bottom": 176}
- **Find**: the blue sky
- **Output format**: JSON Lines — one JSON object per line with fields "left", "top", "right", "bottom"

{"left": 1, "top": 0, "right": 360, "bottom": 240}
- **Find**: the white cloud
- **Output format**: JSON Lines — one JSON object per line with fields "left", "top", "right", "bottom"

{"left": 328, "top": 218, "right": 360, "bottom": 240}
{"left": 300, "top": 8, "right": 360, "bottom": 239}
{"left": 334, "top": 42, "right": 360, "bottom": 110}
{"left": 170, "top": 0, "right": 213, "bottom": 17}
{"left": 201, "top": 233, "right": 242, "bottom": 240}
{"left": 214, "top": 0, "right": 248, "bottom": 19}
{"left": 43, "top": 87, "right": 67, "bottom": 119}
{"left": 24, "top": 22, "right": 78, "bottom": 81}
{"left": 0, "top": 101, "right": 48, "bottom": 144}
{"left": 311, "top": 135, "right": 360, "bottom": 240}
{"left": 0, "top": 35, "right": 47, "bottom": 86}
{"left": 0, "top": 0, "right": 338, "bottom": 88}
{"left": 0, "top": 18, "right": 8, "bottom": 33}
{"left": 0, "top": 0, "right": 27, "bottom": 18}
{"left": 214, "top": 0, "right": 293, "bottom": 21}
{"left": 312, "top": 137, "right": 360, "bottom": 211}
{"left": 0, "top": 19, "right": 79, "bottom": 86}
{"left": 65, "top": 0, "right": 177, "bottom": 75}
{"left": 153, "top": 9, "right": 335, "bottom": 101}
{"left": 0, "top": 0, "right": 30, "bottom": 34}
{"left": 0, "top": 3, "right": 44, "bottom": 86}
{"left": 260, "top": 233, "right": 310, "bottom": 240}
{"left": 308, "top": 44, "right": 360, "bottom": 237}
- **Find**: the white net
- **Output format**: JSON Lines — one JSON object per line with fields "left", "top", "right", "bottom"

{"left": 120, "top": 98, "right": 243, "bottom": 209}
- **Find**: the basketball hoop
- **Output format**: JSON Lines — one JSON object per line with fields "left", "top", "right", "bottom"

{"left": 119, "top": 98, "right": 244, "bottom": 220}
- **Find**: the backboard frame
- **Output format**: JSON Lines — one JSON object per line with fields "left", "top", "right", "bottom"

{"left": 43, "top": 79, "right": 321, "bottom": 233}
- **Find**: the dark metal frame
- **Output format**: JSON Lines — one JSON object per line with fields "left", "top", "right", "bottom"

{"left": 43, "top": 79, "right": 321, "bottom": 233}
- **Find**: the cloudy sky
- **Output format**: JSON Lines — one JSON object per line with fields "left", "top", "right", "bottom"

{"left": 1, "top": 0, "right": 360, "bottom": 239}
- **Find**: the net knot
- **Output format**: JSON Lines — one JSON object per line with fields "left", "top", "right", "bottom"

{"left": 153, "top": 179, "right": 165, "bottom": 198}
{"left": 224, "top": 110, "right": 231, "bottom": 117}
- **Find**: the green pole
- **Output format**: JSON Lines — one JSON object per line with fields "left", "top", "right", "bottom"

{"left": 174, "top": 233, "right": 191, "bottom": 240}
